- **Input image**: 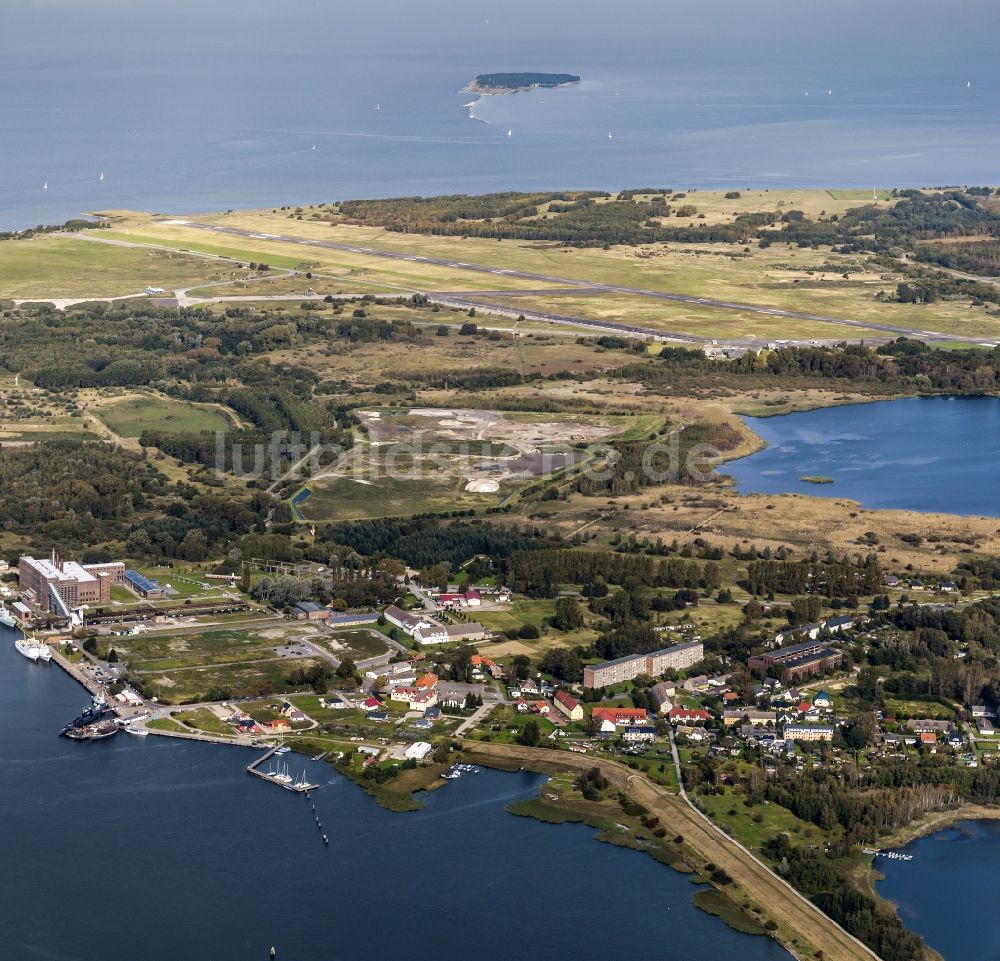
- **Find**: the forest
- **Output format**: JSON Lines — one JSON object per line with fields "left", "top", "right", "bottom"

{"left": 627, "top": 338, "right": 1000, "bottom": 395}
{"left": 471, "top": 72, "right": 581, "bottom": 90}
{"left": 333, "top": 187, "right": 1000, "bottom": 251}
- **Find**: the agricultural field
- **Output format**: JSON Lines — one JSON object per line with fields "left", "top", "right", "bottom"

{"left": 90, "top": 392, "right": 237, "bottom": 438}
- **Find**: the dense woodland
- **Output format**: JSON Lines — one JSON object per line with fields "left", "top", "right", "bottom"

{"left": 333, "top": 187, "right": 1000, "bottom": 254}
{"left": 0, "top": 439, "right": 270, "bottom": 558}
{"left": 472, "top": 73, "right": 580, "bottom": 90}
{"left": 627, "top": 338, "right": 1000, "bottom": 395}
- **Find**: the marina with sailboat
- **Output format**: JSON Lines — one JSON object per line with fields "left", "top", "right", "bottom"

{"left": 247, "top": 745, "right": 321, "bottom": 794}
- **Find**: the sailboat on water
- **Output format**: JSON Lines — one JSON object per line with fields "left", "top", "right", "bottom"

{"left": 99, "top": 172, "right": 105, "bottom": 182}
{"left": 42, "top": 181, "right": 48, "bottom": 191}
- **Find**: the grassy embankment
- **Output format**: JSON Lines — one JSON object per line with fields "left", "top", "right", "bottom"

{"left": 458, "top": 740, "right": 870, "bottom": 961}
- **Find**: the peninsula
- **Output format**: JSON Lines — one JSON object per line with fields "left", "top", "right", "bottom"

{"left": 464, "top": 72, "right": 581, "bottom": 95}
{"left": 7, "top": 183, "right": 1000, "bottom": 961}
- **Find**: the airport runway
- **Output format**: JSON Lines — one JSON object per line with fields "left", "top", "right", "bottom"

{"left": 161, "top": 220, "right": 997, "bottom": 347}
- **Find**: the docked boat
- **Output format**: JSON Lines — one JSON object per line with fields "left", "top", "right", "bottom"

{"left": 0, "top": 604, "right": 17, "bottom": 629}
{"left": 60, "top": 698, "right": 114, "bottom": 736}
{"left": 125, "top": 725, "right": 149, "bottom": 737}
{"left": 15, "top": 635, "right": 51, "bottom": 662}
{"left": 272, "top": 763, "right": 293, "bottom": 784}
{"left": 65, "top": 720, "right": 119, "bottom": 741}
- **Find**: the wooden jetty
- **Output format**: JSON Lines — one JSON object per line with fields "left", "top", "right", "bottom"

{"left": 247, "top": 746, "right": 320, "bottom": 793}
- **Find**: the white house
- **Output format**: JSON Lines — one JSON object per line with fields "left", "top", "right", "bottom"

{"left": 414, "top": 624, "right": 449, "bottom": 645}
{"left": 405, "top": 741, "right": 433, "bottom": 761}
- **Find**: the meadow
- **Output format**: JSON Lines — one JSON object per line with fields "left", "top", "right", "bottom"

{"left": 96, "top": 199, "right": 1000, "bottom": 347}
{"left": 92, "top": 392, "right": 236, "bottom": 438}
{"left": 0, "top": 233, "right": 225, "bottom": 300}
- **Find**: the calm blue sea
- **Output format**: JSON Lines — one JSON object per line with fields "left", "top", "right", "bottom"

{"left": 877, "top": 819, "right": 1000, "bottom": 961}
{"left": 0, "top": 625, "right": 790, "bottom": 961}
{"left": 725, "top": 396, "right": 1000, "bottom": 516}
{"left": 2, "top": 0, "right": 999, "bottom": 231}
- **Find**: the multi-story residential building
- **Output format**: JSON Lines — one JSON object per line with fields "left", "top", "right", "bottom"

{"left": 583, "top": 640, "right": 703, "bottom": 689}
{"left": 748, "top": 638, "right": 843, "bottom": 683}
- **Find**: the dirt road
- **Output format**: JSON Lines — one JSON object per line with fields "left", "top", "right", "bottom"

{"left": 462, "top": 739, "right": 881, "bottom": 961}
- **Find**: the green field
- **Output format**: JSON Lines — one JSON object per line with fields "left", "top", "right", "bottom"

{"left": 0, "top": 234, "right": 226, "bottom": 299}
{"left": 296, "top": 475, "right": 512, "bottom": 521}
{"left": 94, "top": 393, "right": 235, "bottom": 437}
{"left": 327, "top": 628, "right": 393, "bottom": 659}
{"left": 107, "top": 621, "right": 330, "bottom": 704}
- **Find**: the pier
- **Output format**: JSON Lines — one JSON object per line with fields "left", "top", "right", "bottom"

{"left": 247, "top": 746, "right": 320, "bottom": 793}
{"left": 863, "top": 848, "right": 913, "bottom": 862}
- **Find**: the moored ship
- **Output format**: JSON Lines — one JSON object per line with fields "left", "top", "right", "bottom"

{"left": 65, "top": 719, "right": 119, "bottom": 741}
{"left": 15, "top": 635, "right": 52, "bottom": 662}
{"left": 61, "top": 697, "right": 114, "bottom": 736}
{"left": 0, "top": 604, "right": 17, "bottom": 629}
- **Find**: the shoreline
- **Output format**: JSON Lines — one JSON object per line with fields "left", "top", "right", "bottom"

{"left": 462, "top": 79, "right": 581, "bottom": 97}
{"left": 861, "top": 804, "right": 1000, "bottom": 961}
{"left": 715, "top": 389, "right": 1000, "bottom": 522}
{"left": 876, "top": 802, "right": 1000, "bottom": 851}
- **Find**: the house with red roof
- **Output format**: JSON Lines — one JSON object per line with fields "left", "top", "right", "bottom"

{"left": 436, "top": 590, "right": 482, "bottom": 609}
{"left": 592, "top": 707, "right": 648, "bottom": 727}
{"left": 554, "top": 690, "right": 583, "bottom": 722}
{"left": 668, "top": 707, "right": 712, "bottom": 725}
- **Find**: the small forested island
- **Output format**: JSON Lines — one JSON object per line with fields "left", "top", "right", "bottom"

{"left": 465, "top": 72, "right": 581, "bottom": 95}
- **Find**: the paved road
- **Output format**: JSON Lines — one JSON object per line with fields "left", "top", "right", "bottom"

{"left": 453, "top": 698, "right": 500, "bottom": 736}
{"left": 171, "top": 219, "right": 994, "bottom": 347}
{"left": 407, "top": 583, "right": 438, "bottom": 613}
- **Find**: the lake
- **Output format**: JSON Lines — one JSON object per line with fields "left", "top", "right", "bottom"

{"left": 0, "top": 624, "right": 790, "bottom": 961}
{"left": 3, "top": 0, "right": 1000, "bottom": 230}
{"left": 876, "top": 819, "right": 1000, "bottom": 961}
{"left": 724, "top": 396, "right": 1000, "bottom": 516}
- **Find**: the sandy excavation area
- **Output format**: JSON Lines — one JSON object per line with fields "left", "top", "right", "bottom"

{"left": 358, "top": 406, "right": 617, "bottom": 452}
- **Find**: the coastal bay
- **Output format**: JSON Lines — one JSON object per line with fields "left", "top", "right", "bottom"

{"left": 876, "top": 819, "right": 1000, "bottom": 961}
{"left": 0, "top": 626, "right": 791, "bottom": 961}
{"left": 725, "top": 396, "right": 1000, "bottom": 517}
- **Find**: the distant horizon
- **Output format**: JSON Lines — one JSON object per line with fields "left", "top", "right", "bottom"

{"left": 4, "top": 0, "right": 998, "bottom": 229}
